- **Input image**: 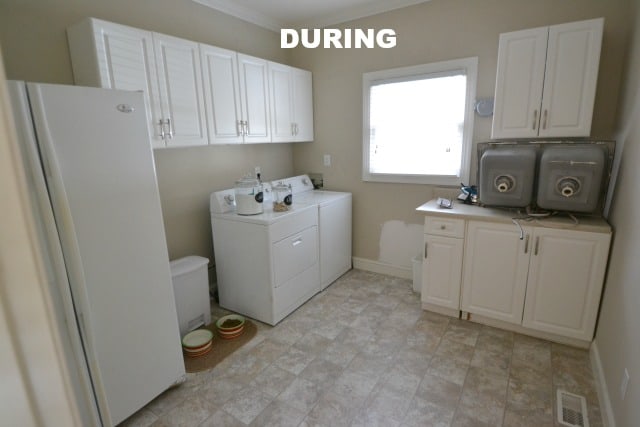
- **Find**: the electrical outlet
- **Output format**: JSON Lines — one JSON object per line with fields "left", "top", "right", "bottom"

{"left": 621, "top": 368, "right": 630, "bottom": 400}
{"left": 323, "top": 154, "right": 331, "bottom": 167}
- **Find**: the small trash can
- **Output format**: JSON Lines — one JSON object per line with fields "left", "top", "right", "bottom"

{"left": 170, "top": 256, "right": 211, "bottom": 337}
{"left": 412, "top": 255, "right": 422, "bottom": 294}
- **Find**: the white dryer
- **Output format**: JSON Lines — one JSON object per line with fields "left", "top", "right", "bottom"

{"left": 277, "top": 175, "right": 352, "bottom": 291}
{"left": 210, "top": 184, "right": 320, "bottom": 325}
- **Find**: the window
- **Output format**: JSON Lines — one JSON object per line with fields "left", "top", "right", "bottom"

{"left": 362, "top": 57, "right": 478, "bottom": 185}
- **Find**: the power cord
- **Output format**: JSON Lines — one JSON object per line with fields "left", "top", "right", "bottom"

{"left": 510, "top": 207, "right": 580, "bottom": 238}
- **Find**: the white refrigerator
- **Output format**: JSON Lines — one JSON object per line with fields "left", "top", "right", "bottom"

{"left": 8, "top": 81, "right": 186, "bottom": 426}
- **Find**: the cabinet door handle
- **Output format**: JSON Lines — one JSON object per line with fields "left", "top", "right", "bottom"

{"left": 424, "top": 242, "right": 428, "bottom": 259}
{"left": 542, "top": 109, "right": 548, "bottom": 130}
{"left": 534, "top": 236, "right": 540, "bottom": 255}
{"left": 532, "top": 110, "right": 538, "bottom": 130}
{"left": 243, "top": 121, "right": 249, "bottom": 136}
{"left": 237, "top": 120, "right": 243, "bottom": 136}
{"left": 166, "top": 118, "right": 174, "bottom": 139}
{"left": 158, "top": 119, "right": 166, "bottom": 139}
{"left": 524, "top": 234, "right": 530, "bottom": 254}
{"left": 292, "top": 237, "right": 302, "bottom": 247}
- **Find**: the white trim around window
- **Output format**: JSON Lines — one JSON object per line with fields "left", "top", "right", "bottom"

{"left": 362, "top": 57, "right": 478, "bottom": 185}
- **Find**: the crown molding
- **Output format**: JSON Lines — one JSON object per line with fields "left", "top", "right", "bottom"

{"left": 298, "top": 0, "right": 431, "bottom": 29}
{"left": 192, "top": 0, "right": 285, "bottom": 32}
{"left": 193, "top": 0, "right": 431, "bottom": 32}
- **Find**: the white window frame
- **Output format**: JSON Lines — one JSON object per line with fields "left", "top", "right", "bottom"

{"left": 362, "top": 57, "right": 478, "bottom": 185}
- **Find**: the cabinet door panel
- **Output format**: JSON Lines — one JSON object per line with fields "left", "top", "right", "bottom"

{"left": 539, "top": 18, "right": 603, "bottom": 137}
{"left": 269, "top": 63, "right": 295, "bottom": 142}
{"left": 461, "top": 221, "right": 530, "bottom": 324}
{"left": 238, "top": 54, "right": 271, "bottom": 143}
{"left": 75, "top": 20, "right": 163, "bottom": 146}
{"left": 491, "top": 27, "right": 548, "bottom": 139}
{"left": 523, "top": 229, "right": 610, "bottom": 340}
{"left": 422, "top": 235, "right": 463, "bottom": 311}
{"left": 292, "top": 68, "right": 314, "bottom": 141}
{"left": 153, "top": 34, "right": 207, "bottom": 147}
{"left": 200, "top": 45, "right": 243, "bottom": 144}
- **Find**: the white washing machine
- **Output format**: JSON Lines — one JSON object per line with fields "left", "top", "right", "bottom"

{"left": 210, "top": 184, "right": 320, "bottom": 325}
{"left": 278, "top": 175, "right": 352, "bottom": 291}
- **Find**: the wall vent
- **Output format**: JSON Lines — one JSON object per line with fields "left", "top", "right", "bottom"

{"left": 557, "top": 389, "right": 589, "bottom": 427}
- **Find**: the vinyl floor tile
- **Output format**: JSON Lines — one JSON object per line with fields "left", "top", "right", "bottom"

{"left": 122, "top": 270, "right": 602, "bottom": 427}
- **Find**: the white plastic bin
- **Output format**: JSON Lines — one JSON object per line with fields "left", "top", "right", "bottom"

{"left": 412, "top": 255, "right": 422, "bottom": 294}
{"left": 170, "top": 256, "right": 210, "bottom": 337}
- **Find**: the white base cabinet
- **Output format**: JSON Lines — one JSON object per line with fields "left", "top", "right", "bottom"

{"left": 417, "top": 200, "right": 611, "bottom": 346}
{"left": 461, "top": 220, "right": 611, "bottom": 342}
{"left": 421, "top": 216, "right": 465, "bottom": 316}
{"left": 461, "top": 221, "right": 531, "bottom": 324}
{"left": 522, "top": 228, "right": 610, "bottom": 341}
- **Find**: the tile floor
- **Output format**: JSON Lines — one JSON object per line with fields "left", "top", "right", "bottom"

{"left": 121, "top": 269, "right": 602, "bottom": 427}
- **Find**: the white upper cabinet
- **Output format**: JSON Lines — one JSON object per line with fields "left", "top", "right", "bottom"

{"left": 68, "top": 18, "right": 207, "bottom": 148}
{"left": 492, "top": 18, "right": 604, "bottom": 139}
{"left": 237, "top": 54, "right": 271, "bottom": 143}
{"left": 200, "top": 47, "right": 273, "bottom": 144}
{"left": 152, "top": 34, "right": 207, "bottom": 147}
{"left": 268, "top": 63, "right": 314, "bottom": 143}
{"left": 200, "top": 45, "right": 244, "bottom": 144}
{"left": 491, "top": 27, "right": 548, "bottom": 139}
{"left": 68, "top": 17, "right": 313, "bottom": 146}
{"left": 292, "top": 68, "right": 314, "bottom": 141}
{"left": 67, "top": 19, "right": 162, "bottom": 146}
{"left": 268, "top": 62, "right": 295, "bottom": 143}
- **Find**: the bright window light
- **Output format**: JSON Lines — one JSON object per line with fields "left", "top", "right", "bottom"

{"left": 362, "top": 58, "right": 477, "bottom": 185}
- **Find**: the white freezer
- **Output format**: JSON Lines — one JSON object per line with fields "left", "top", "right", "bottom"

{"left": 8, "top": 82, "right": 185, "bottom": 426}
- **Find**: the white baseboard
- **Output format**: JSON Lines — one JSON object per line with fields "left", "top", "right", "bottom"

{"left": 352, "top": 257, "right": 412, "bottom": 279}
{"left": 590, "top": 340, "right": 615, "bottom": 427}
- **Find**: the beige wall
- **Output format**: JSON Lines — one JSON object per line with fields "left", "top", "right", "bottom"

{"left": 2, "top": 1, "right": 639, "bottom": 422}
{"left": 0, "top": 0, "right": 634, "bottom": 274}
{"left": 594, "top": 0, "right": 640, "bottom": 425}
{"left": 0, "top": 0, "right": 294, "bottom": 262}
{"left": 291, "top": 0, "right": 630, "bottom": 266}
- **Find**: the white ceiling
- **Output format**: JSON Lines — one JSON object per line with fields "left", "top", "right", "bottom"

{"left": 193, "top": 0, "right": 432, "bottom": 32}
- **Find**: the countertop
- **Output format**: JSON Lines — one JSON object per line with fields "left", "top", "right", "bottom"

{"left": 416, "top": 199, "right": 611, "bottom": 234}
